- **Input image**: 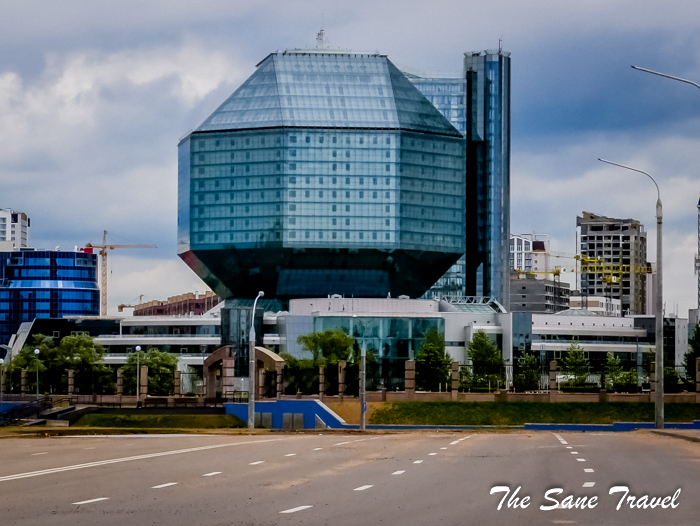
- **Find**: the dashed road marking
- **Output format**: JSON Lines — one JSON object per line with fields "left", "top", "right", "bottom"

{"left": 249, "top": 461, "right": 265, "bottom": 465}
{"left": 571, "top": 452, "right": 578, "bottom": 454}
{"left": 392, "top": 470, "right": 405, "bottom": 475}
{"left": 284, "top": 454, "right": 296, "bottom": 457}
{"left": 584, "top": 468, "right": 594, "bottom": 473}
{"left": 335, "top": 442, "right": 350, "bottom": 446}
{"left": 151, "top": 483, "right": 178, "bottom": 489}
{"left": 313, "top": 448, "right": 323, "bottom": 451}
{"left": 31, "top": 453, "right": 47, "bottom": 456}
{"left": 440, "top": 447, "right": 448, "bottom": 450}
{"left": 413, "top": 460, "right": 423, "bottom": 464}
{"left": 429, "top": 453, "right": 437, "bottom": 456}
{"left": 280, "top": 505, "right": 313, "bottom": 514}
{"left": 449, "top": 441, "right": 459, "bottom": 445}
{"left": 203, "top": 472, "right": 221, "bottom": 477}
{"left": 354, "top": 485, "right": 373, "bottom": 491}
{"left": 576, "top": 459, "right": 585, "bottom": 462}
{"left": 73, "top": 498, "right": 109, "bottom": 505}
{"left": 0, "top": 438, "right": 283, "bottom": 484}
{"left": 566, "top": 446, "right": 572, "bottom": 449}
{"left": 553, "top": 433, "right": 568, "bottom": 445}
{"left": 582, "top": 482, "right": 595, "bottom": 488}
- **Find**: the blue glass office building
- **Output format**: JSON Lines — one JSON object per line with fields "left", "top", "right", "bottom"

{"left": 409, "top": 50, "right": 511, "bottom": 309}
{"left": 178, "top": 50, "right": 466, "bottom": 300}
{"left": 0, "top": 249, "right": 100, "bottom": 346}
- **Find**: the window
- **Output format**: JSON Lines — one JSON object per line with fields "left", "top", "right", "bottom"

{"left": 386, "top": 137, "right": 390, "bottom": 145}
{"left": 290, "top": 163, "right": 296, "bottom": 170}
{"left": 385, "top": 151, "right": 390, "bottom": 158}
{"left": 345, "top": 232, "right": 350, "bottom": 239}
{"left": 385, "top": 165, "right": 390, "bottom": 172}
{"left": 345, "top": 151, "right": 350, "bottom": 158}
{"left": 385, "top": 178, "right": 390, "bottom": 185}
{"left": 246, "top": 165, "right": 250, "bottom": 172}
{"left": 346, "top": 164, "right": 350, "bottom": 171}
{"left": 319, "top": 191, "right": 323, "bottom": 198}
{"left": 305, "top": 232, "right": 310, "bottom": 239}
{"left": 332, "top": 164, "right": 337, "bottom": 171}
{"left": 345, "top": 205, "right": 350, "bottom": 212}
{"left": 385, "top": 219, "right": 390, "bottom": 226}
{"left": 332, "top": 150, "right": 337, "bottom": 157}
{"left": 290, "top": 177, "right": 296, "bottom": 184}
{"left": 290, "top": 136, "right": 297, "bottom": 143}
{"left": 359, "top": 178, "right": 364, "bottom": 185}
{"left": 372, "top": 192, "right": 377, "bottom": 198}
{"left": 290, "top": 150, "right": 297, "bottom": 157}
{"left": 332, "top": 205, "right": 337, "bottom": 212}
{"left": 359, "top": 191, "right": 364, "bottom": 198}
{"left": 372, "top": 233, "right": 377, "bottom": 240}
{"left": 289, "top": 191, "right": 296, "bottom": 197}
{"left": 332, "top": 218, "right": 337, "bottom": 225}
{"left": 345, "top": 191, "right": 350, "bottom": 198}
{"left": 385, "top": 233, "right": 390, "bottom": 240}
{"left": 373, "top": 178, "right": 377, "bottom": 185}
{"left": 319, "top": 177, "right": 323, "bottom": 184}
{"left": 305, "top": 191, "right": 310, "bottom": 198}
{"left": 305, "top": 136, "right": 310, "bottom": 143}
{"left": 198, "top": 181, "right": 204, "bottom": 189}
{"left": 332, "top": 136, "right": 337, "bottom": 144}
{"left": 332, "top": 191, "right": 337, "bottom": 198}
{"left": 385, "top": 192, "right": 390, "bottom": 198}
{"left": 246, "top": 179, "right": 250, "bottom": 186}
{"left": 305, "top": 177, "right": 310, "bottom": 184}
{"left": 345, "top": 178, "right": 350, "bottom": 184}
{"left": 345, "top": 219, "right": 350, "bottom": 225}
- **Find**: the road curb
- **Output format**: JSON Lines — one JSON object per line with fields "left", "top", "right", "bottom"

{"left": 651, "top": 430, "right": 700, "bottom": 444}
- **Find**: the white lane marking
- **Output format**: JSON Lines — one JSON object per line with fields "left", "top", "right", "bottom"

{"left": 413, "top": 460, "right": 423, "bottom": 464}
{"left": 0, "top": 438, "right": 283, "bottom": 484}
{"left": 354, "top": 439, "right": 367, "bottom": 442}
{"left": 440, "top": 447, "right": 448, "bottom": 450}
{"left": 566, "top": 446, "right": 572, "bottom": 449}
{"left": 584, "top": 469, "right": 594, "bottom": 473}
{"left": 369, "top": 437, "right": 381, "bottom": 440}
{"left": 392, "top": 470, "right": 405, "bottom": 475}
{"left": 577, "top": 459, "right": 585, "bottom": 462}
{"left": 280, "top": 505, "right": 313, "bottom": 514}
{"left": 429, "top": 453, "right": 437, "bottom": 456}
{"left": 203, "top": 472, "right": 221, "bottom": 477}
{"left": 249, "top": 461, "right": 265, "bottom": 465}
{"left": 73, "top": 498, "right": 109, "bottom": 505}
{"left": 354, "top": 485, "right": 373, "bottom": 491}
{"left": 151, "top": 483, "right": 178, "bottom": 489}
{"left": 335, "top": 442, "right": 350, "bottom": 446}
{"left": 284, "top": 454, "right": 296, "bottom": 457}
{"left": 582, "top": 482, "right": 595, "bottom": 488}
{"left": 31, "top": 452, "right": 48, "bottom": 456}
{"left": 571, "top": 452, "right": 579, "bottom": 454}
{"left": 553, "top": 433, "right": 568, "bottom": 445}
{"left": 449, "top": 441, "right": 459, "bottom": 445}
{"left": 313, "top": 448, "right": 323, "bottom": 451}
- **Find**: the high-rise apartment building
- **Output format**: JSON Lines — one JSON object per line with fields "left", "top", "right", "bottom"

{"left": 0, "top": 209, "right": 30, "bottom": 249}
{"left": 510, "top": 234, "right": 550, "bottom": 276}
{"left": 178, "top": 48, "right": 466, "bottom": 301}
{"left": 409, "top": 50, "right": 511, "bottom": 309}
{"left": 576, "top": 212, "right": 648, "bottom": 315}
{"left": 0, "top": 248, "right": 100, "bottom": 345}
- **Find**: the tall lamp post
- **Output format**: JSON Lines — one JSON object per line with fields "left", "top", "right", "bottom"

{"left": 353, "top": 315, "right": 367, "bottom": 431}
{"left": 249, "top": 291, "right": 264, "bottom": 431}
{"left": 0, "top": 358, "right": 4, "bottom": 406}
{"left": 33, "top": 349, "right": 40, "bottom": 400}
{"left": 598, "top": 158, "right": 663, "bottom": 429}
{"left": 631, "top": 66, "right": 700, "bottom": 91}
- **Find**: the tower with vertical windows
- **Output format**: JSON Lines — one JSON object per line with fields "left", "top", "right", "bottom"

{"left": 408, "top": 50, "right": 511, "bottom": 309}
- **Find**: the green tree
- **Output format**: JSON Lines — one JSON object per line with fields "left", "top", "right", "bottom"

{"left": 122, "top": 349, "right": 178, "bottom": 396}
{"left": 604, "top": 352, "right": 623, "bottom": 389}
{"left": 297, "top": 329, "right": 355, "bottom": 365}
{"left": 562, "top": 342, "right": 589, "bottom": 387}
{"left": 10, "top": 334, "right": 112, "bottom": 394}
{"left": 514, "top": 352, "right": 540, "bottom": 391}
{"left": 467, "top": 330, "right": 504, "bottom": 372}
{"left": 414, "top": 327, "right": 451, "bottom": 392}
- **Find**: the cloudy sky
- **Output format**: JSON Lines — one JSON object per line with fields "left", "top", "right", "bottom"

{"left": 2, "top": 0, "right": 700, "bottom": 316}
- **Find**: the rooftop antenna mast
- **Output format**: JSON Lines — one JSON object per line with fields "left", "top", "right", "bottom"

{"left": 316, "top": 28, "right": 326, "bottom": 49}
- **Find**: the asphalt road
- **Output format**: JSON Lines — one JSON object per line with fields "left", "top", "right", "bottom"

{"left": 0, "top": 430, "right": 698, "bottom": 525}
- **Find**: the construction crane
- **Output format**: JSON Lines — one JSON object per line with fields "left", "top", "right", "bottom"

{"left": 85, "top": 231, "right": 156, "bottom": 317}
{"left": 118, "top": 295, "right": 145, "bottom": 313}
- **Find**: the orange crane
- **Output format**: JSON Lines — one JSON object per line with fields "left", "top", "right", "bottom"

{"left": 85, "top": 231, "right": 156, "bottom": 317}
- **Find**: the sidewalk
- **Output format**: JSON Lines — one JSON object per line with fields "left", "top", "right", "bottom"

{"left": 651, "top": 429, "right": 700, "bottom": 444}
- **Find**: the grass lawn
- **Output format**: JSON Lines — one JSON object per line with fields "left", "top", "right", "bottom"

{"left": 74, "top": 414, "right": 246, "bottom": 429}
{"left": 369, "top": 402, "right": 700, "bottom": 426}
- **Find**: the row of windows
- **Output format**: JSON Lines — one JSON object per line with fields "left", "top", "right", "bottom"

{"left": 196, "top": 134, "right": 393, "bottom": 151}
{"left": 194, "top": 218, "right": 395, "bottom": 232}
{"left": 195, "top": 149, "right": 394, "bottom": 163}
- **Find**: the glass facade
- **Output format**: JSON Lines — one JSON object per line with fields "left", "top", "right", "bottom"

{"left": 409, "top": 50, "right": 511, "bottom": 309}
{"left": 0, "top": 249, "right": 100, "bottom": 345}
{"left": 179, "top": 50, "right": 466, "bottom": 301}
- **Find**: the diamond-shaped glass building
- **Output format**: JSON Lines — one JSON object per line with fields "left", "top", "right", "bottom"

{"left": 178, "top": 49, "right": 466, "bottom": 300}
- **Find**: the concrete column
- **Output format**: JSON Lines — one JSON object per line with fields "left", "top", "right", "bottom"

{"left": 276, "top": 363, "right": 283, "bottom": 400}
{"left": 67, "top": 370, "right": 74, "bottom": 395}
{"left": 21, "top": 369, "right": 27, "bottom": 395}
{"left": 650, "top": 362, "right": 656, "bottom": 393}
{"left": 451, "top": 362, "right": 459, "bottom": 401}
{"left": 405, "top": 360, "right": 415, "bottom": 401}
{"left": 548, "top": 360, "right": 557, "bottom": 402}
{"left": 338, "top": 361, "right": 346, "bottom": 402}
{"left": 319, "top": 365, "right": 325, "bottom": 401}
{"left": 116, "top": 368, "right": 123, "bottom": 396}
{"left": 139, "top": 366, "right": 148, "bottom": 398}
{"left": 174, "top": 370, "right": 181, "bottom": 397}
{"left": 258, "top": 367, "right": 265, "bottom": 399}
{"left": 222, "top": 358, "right": 235, "bottom": 399}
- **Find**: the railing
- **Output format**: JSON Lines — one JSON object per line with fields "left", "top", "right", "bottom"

{"left": 0, "top": 396, "right": 73, "bottom": 427}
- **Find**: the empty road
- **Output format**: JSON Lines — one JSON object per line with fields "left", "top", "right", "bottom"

{"left": 0, "top": 430, "right": 697, "bottom": 525}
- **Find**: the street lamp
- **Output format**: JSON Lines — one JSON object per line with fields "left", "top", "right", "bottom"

{"left": 0, "top": 358, "right": 4, "bottom": 406}
{"left": 249, "top": 291, "right": 264, "bottom": 431}
{"left": 34, "top": 349, "right": 40, "bottom": 400}
{"left": 353, "top": 315, "right": 367, "bottom": 431}
{"left": 631, "top": 66, "right": 700, "bottom": 90}
{"left": 598, "top": 158, "right": 664, "bottom": 429}
{"left": 135, "top": 346, "right": 141, "bottom": 406}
